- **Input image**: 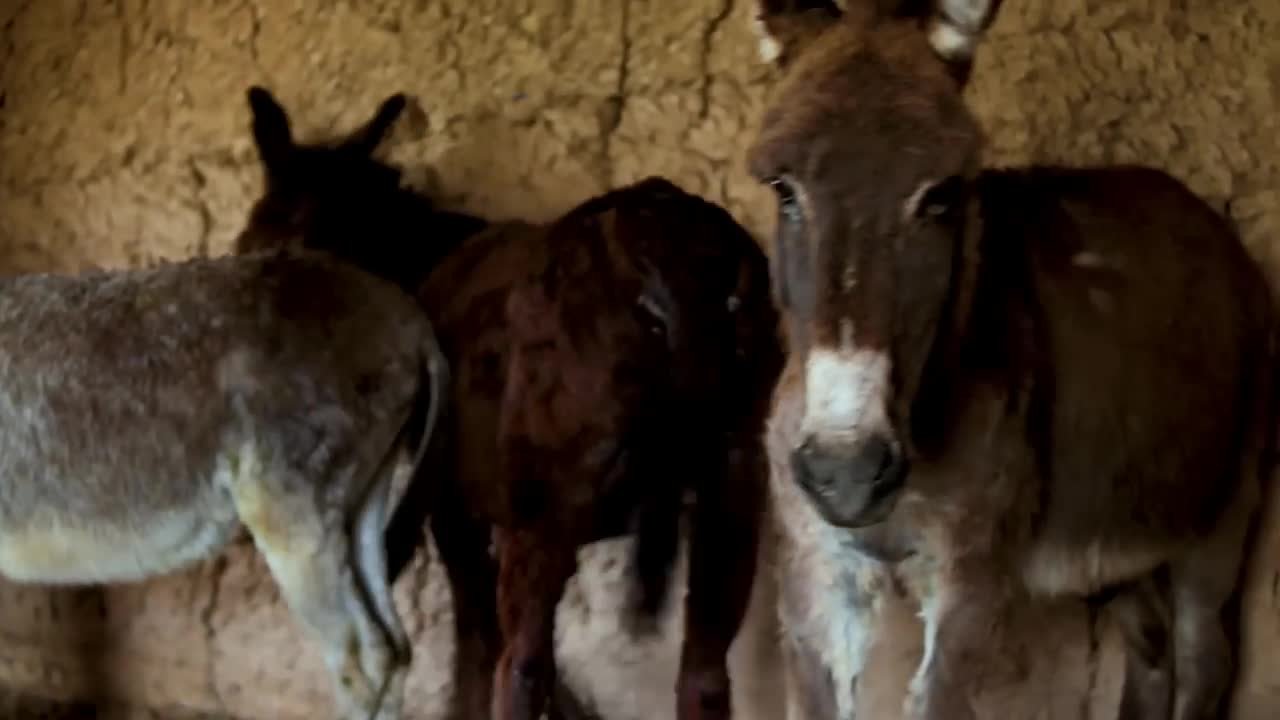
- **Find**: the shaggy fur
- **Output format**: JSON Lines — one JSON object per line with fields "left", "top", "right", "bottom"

{"left": 748, "top": 1, "right": 1276, "bottom": 719}
{"left": 234, "top": 87, "right": 786, "bottom": 720}
{"left": 0, "top": 249, "right": 447, "bottom": 720}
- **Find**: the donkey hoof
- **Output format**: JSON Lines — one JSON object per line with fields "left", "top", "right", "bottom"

{"left": 677, "top": 671, "right": 731, "bottom": 720}
{"left": 494, "top": 658, "right": 547, "bottom": 720}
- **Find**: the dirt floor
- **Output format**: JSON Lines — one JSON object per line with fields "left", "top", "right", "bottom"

{"left": 0, "top": 1, "right": 1278, "bottom": 718}
{"left": 0, "top": 690, "right": 221, "bottom": 720}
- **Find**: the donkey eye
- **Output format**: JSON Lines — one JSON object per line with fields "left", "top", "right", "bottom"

{"left": 635, "top": 294, "right": 668, "bottom": 338}
{"left": 767, "top": 176, "right": 795, "bottom": 203}
{"left": 767, "top": 176, "right": 803, "bottom": 223}
{"left": 913, "top": 175, "right": 967, "bottom": 221}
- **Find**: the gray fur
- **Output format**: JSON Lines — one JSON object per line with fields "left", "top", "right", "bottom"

{"left": 0, "top": 248, "right": 446, "bottom": 720}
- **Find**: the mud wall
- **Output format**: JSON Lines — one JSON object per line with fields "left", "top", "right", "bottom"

{"left": 0, "top": 0, "right": 1277, "bottom": 718}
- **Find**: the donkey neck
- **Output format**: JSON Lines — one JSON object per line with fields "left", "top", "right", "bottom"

{"left": 337, "top": 188, "right": 489, "bottom": 293}
{"left": 908, "top": 179, "right": 1048, "bottom": 460}
{"left": 933, "top": 171, "right": 1048, "bottom": 384}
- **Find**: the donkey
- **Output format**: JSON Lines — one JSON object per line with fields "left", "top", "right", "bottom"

{"left": 234, "top": 86, "right": 787, "bottom": 720}
{"left": 233, "top": 90, "right": 487, "bottom": 293}
{"left": 746, "top": 1, "right": 1276, "bottom": 719}
{"left": 0, "top": 248, "right": 447, "bottom": 720}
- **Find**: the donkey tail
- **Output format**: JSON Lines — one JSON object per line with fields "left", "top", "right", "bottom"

{"left": 624, "top": 483, "right": 684, "bottom": 638}
{"left": 385, "top": 323, "right": 450, "bottom": 583}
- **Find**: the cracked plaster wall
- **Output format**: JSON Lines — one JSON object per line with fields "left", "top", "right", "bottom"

{"left": 0, "top": 0, "right": 1278, "bottom": 718}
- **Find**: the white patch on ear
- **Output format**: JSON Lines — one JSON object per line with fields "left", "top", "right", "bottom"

{"left": 927, "top": 20, "right": 976, "bottom": 61}
{"left": 751, "top": 14, "right": 784, "bottom": 64}
{"left": 939, "top": 0, "right": 994, "bottom": 31}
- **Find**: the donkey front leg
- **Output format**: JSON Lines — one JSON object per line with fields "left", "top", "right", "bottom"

{"left": 493, "top": 528, "right": 578, "bottom": 720}
{"left": 779, "top": 634, "right": 841, "bottom": 720}
{"left": 1105, "top": 577, "right": 1174, "bottom": 720}
{"left": 770, "top": 460, "right": 892, "bottom": 719}
{"left": 905, "top": 567, "right": 1019, "bottom": 720}
{"left": 1167, "top": 480, "right": 1256, "bottom": 720}
{"left": 777, "top": 568, "right": 885, "bottom": 720}
{"left": 679, "top": 441, "right": 768, "bottom": 720}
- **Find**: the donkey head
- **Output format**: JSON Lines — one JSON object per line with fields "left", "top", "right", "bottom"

{"left": 236, "top": 87, "right": 484, "bottom": 291}
{"left": 748, "top": 0, "right": 1000, "bottom": 528}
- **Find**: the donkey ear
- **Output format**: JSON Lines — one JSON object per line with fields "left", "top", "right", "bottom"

{"left": 752, "top": 0, "right": 845, "bottom": 67}
{"left": 246, "top": 86, "right": 294, "bottom": 172}
{"left": 925, "top": 0, "right": 1003, "bottom": 75}
{"left": 343, "top": 93, "right": 409, "bottom": 156}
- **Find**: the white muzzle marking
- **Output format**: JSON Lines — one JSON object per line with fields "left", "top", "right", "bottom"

{"left": 801, "top": 347, "right": 893, "bottom": 446}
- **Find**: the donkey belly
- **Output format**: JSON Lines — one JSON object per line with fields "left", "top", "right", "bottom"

{"left": 1019, "top": 536, "right": 1171, "bottom": 598}
{"left": 0, "top": 503, "right": 241, "bottom": 585}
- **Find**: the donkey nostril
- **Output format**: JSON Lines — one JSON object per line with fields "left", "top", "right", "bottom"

{"left": 791, "top": 439, "right": 830, "bottom": 490}
{"left": 858, "top": 435, "right": 905, "bottom": 490}
{"left": 861, "top": 437, "right": 891, "bottom": 478}
{"left": 844, "top": 435, "right": 900, "bottom": 489}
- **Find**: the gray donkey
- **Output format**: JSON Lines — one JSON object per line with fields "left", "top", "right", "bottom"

{"left": 0, "top": 248, "right": 447, "bottom": 720}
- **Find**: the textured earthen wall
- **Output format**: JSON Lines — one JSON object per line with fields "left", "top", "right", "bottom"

{"left": 0, "top": 1, "right": 1277, "bottom": 718}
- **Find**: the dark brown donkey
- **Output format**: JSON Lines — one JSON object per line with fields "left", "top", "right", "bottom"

{"left": 747, "top": 2, "right": 1276, "bottom": 719}
{"left": 234, "top": 87, "right": 786, "bottom": 720}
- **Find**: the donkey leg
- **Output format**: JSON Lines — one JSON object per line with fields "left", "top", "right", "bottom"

{"left": 1105, "top": 577, "right": 1173, "bottom": 720}
{"left": 548, "top": 678, "right": 604, "bottom": 720}
{"left": 235, "top": 479, "right": 396, "bottom": 720}
{"left": 780, "top": 635, "right": 840, "bottom": 720}
{"left": 1168, "top": 565, "right": 1238, "bottom": 720}
{"left": 432, "top": 494, "right": 501, "bottom": 720}
{"left": 492, "top": 528, "right": 577, "bottom": 720}
{"left": 905, "top": 568, "right": 1018, "bottom": 720}
{"left": 678, "top": 441, "right": 767, "bottom": 720}
{"left": 1167, "top": 493, "right": 1254, "bottom": 720}
{"left": 625, "top": 485, "right": 683, "bottom": 637}
{"left": 904, "top": 581, "right": 957, "bottom": 720}
{"left": 351, "top": 460, "right": 413, "bottom": 720}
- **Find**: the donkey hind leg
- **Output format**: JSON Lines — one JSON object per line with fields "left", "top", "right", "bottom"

{"left": 1167, "top": 483, "right": 1256, "bottom": 720}
{"left": 548, "top": 677, "right": 605, "bottom": 720}
{"left": 235, "top": 480, "right": 395, "bottom": 720}
{"left": 351, "top": 452, "right": 414, "bottom": 720}
{"left": 435, "top": 509, "right": 599, "bottom": 720}
{"left": 1105, "top": 575, "right": 1174, "bottom": 720}
{"left": 492, "top": 528, "right": 577, "bottom": 720}
{"left": 432, "top": 494, "right": 501, "bottom": 720}
{"left": 235, "top": 453, "right": 399, "bottom": 717}
{"left": 678, "top": 441, "right": 767, "bottom": 720}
